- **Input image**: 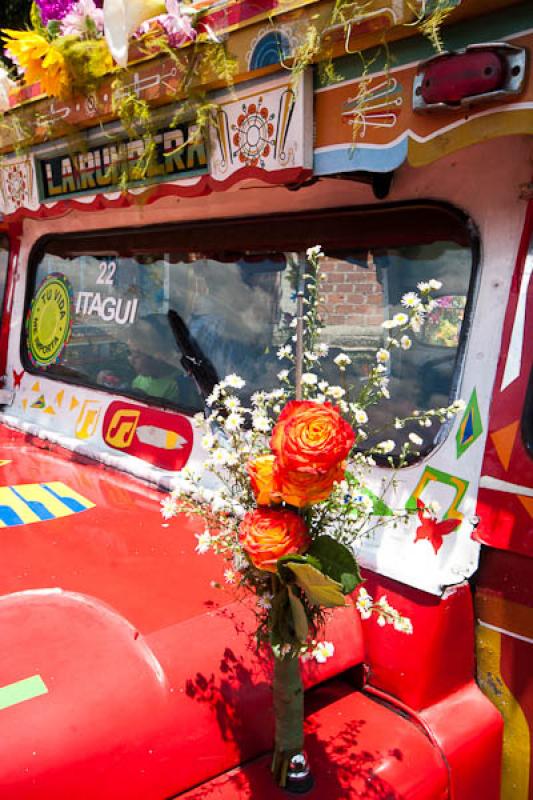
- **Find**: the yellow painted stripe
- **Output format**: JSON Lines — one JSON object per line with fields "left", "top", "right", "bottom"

{"left": 0, "top": 486, "right": 41, "bottom": 526}
{"left": 409, "top": 109, "right": 533, "bottom": 168}
{"left": 477, "top": 591, "right": 533, "bottom": 642}
{"left": 15, "top": 483, "right": 78, "bottom": 519}
{"left": 46, "top": 482, "right": 95, "bottom": 510}
{"left": 476, "top": 624, "right": 530, "bottom": 800}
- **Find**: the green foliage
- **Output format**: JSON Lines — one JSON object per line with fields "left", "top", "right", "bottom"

{"left": 285, "top": 562, "right": 346, "bottom": 608}
{"left": 308, "top": 535, "right": 362, "bottom": 594}
{"left": 57, "top": 36, "right": 113, "bottom": 94}
{"left": 419, "top": 0, "right": 462, "bottom": 52}
{"left": 30, "top": 2, "right": 47, "bottom": 38}
{"left": 287, "top": 586, "right": 309, "bottom": 642}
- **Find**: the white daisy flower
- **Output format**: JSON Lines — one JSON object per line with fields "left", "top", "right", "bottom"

{"left": 376, "top": 440, "right": 395, "bottom": 454}
{"left": 224, "top": 395, "right": 241, "bottom": 410}
{"left": 252, "top": 415, "right": 271, "bottom": 433}
{"left": 258, "top": 593, "right": 273, "bottom": 610}
{"left": 401, "top": 292, "right": 422, "bottom": 309}
{"left": 417, "top": 281, "right": 431, "bottom": 293}
{"left": 334, "top": 353, "right": 352, "bottom": 369}
{"left": 314, "top": 343, "right": 329, "bottom": 357}
{"left": 301, "top": 372, "right": 318, "bottom": 385}
{"left": 277, "top": 345, "right": 292, "bottom": 360}
{"left": 277, "top": 369, "right": 289, "bottom": 381}
{"left": 355, "top": 408, "right": 368, "bottom": 425}
{"left": 224, "top": 569, "right": 236, "bottom": 584}
{"left": 195, "top": 530, "right": 212, "bottom": 554}
{"left": 312, "top": 641, "right": 335, "bottom": 663}
{"left": 201, "top": 433, "right": 215, "bottom": 450}
{"left": 160, "top": 496, "right": 178, "bottom": 520}
{"left": 211, "top": 447, "right": 229, "bottom": 465}
{"left": 356, "top": 588, "right": 373, "bottom": 620}
{"left": 429, "top": 279, "right": 442, "bottom": 290}
{"left": 306, "top": 245, "right": 323, "bottom": 259}
{"left": 376, "top": 348, "right": 390, "bottom": 364}
{"left": 225, "top": 374, "right": 245, "bottom": 389}
{"left": 328, "top": 386, "right": 345, "bottom": 400}
{"left": 393, "top": 312, "right": 409, "bottom": 325}
{"left": 224, "top": 413, "right": 244, "bottom": 432}
{"left": 400, "top": 335, "right": 412, "bottom": 350}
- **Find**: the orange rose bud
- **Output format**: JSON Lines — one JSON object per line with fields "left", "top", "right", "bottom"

{"left": 277, "top": 461, "right": 345, "bottom": 508}
{"left": 239, "top": 508, "right": 311, "bottom": 572}
{"left": 271, "top": 400, "right": 355, "bottom": 475}
{"left": 247, "top": 454, "right": 281, "bottom": 506}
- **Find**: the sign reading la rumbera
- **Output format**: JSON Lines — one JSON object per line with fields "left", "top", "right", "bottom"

{"left": 37, "top": 121, "right": 207, "bottom": 200}
{"left": 26, "top": 273, "right": 73, "bottom": 367}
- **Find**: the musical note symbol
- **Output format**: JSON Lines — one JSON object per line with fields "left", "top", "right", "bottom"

{"left": 105, "top": 410, "right": 141, "bottom": 448}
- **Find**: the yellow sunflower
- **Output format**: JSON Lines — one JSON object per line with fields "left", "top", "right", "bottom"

{"left": 2, "top": 29, "right": 70, "bottom": 98}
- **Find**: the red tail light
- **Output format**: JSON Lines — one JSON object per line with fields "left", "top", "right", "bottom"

{"left": 413, "top": 43, "right": 526, "bottom": 110}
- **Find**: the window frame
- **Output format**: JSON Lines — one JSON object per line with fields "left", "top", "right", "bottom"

{"left": 23, "top": 201, "right": 480, "bottom": 459}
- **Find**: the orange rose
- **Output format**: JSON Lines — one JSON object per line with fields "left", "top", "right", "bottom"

{"left": 239, "top": 508, "right": 311, "bottom": 572}
{"left": 271, "top": 400, "right": 355, "bottom": 475}
{"left": 247, "top": 455, "right": 281, "bottom": 506}
{"left": 277, "top": 461, "right": 345, "bottom": 508}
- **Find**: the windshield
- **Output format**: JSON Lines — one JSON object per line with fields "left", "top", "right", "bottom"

{"left": 25, "top": 206, "right": 475, "bottom": 459}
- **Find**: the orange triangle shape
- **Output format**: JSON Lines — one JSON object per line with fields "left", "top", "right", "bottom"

{"left": 490, "top": 421, "right": 519, "bottom": 471}
{"left": 56, "top": 390, "right": 64, "bottom": 407}
{"left": 70, "top": 397, "right": 79, "bottom": 411}
{"left": 518, "top": 496, "right": 533, "bottom": 518}
{"left": 31, "top": 381, "right": 40, "bottom": 393}
{"left": 44, "top": 406, "right": 56, "bottom": 415}
{"left": 22, "top": 398, "right": 28, "bottom": 411}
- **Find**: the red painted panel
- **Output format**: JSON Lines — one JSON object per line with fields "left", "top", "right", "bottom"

{"left": 179, "top": 681, "right": 449, "bottom": 800}
{"left": 102, "top": 400, "right": 193, "bottom": 470}
{"left": 360, "top": 570, "right": 474, "bottom": 711}
{"left": 420, "top": 683, "right": 503, "bottom": 800}
{"left": 476, "top": 200, "right": 533, "bottom": 556}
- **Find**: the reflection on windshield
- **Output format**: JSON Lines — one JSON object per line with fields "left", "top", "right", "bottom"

{"left": 27, "top": 229, "right": 473, "bottom": 458}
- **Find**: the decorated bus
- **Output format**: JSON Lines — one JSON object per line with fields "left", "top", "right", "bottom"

{"left": 0, "top": 0, "right": 531, "bottom": 798}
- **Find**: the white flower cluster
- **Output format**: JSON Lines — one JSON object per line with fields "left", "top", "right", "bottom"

{"left": 355, "top": 588, "right": 413, "bottom": 634}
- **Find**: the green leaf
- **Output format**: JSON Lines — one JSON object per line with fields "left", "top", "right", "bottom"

{"left": 288, "top": 586, "right": 309, "bottom": 642}
{"left": 286, "top": 562, "right": 346, "bottom": 608}
{"left": 47, "top": 20, "right": 61, "bottom": 39}
{"left": 308, "top": 535, "right": 362, "bottom": 594}
{"left": 277, "top": 552, "right": 322, "bottom": 583}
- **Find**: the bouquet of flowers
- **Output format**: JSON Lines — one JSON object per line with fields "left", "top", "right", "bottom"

{"left": 1, "top": 0, "right": 197, "bottom": 99}
{"left": 163, "top": 246, "right": 463, "bottom": 789}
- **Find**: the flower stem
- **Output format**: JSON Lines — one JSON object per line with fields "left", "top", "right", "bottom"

{"left": 271, "top": 653, "right": 305, "bottom": 787}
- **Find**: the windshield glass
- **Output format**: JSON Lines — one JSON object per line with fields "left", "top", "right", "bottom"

{"left": 25, "top": 206, "right": 475, "bottom": 459}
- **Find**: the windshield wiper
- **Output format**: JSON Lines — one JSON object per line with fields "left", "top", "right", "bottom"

{"left": 167, "top": 309, "right": 219, "bottom": 401}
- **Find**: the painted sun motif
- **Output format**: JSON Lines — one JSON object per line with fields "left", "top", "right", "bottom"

{"left": 232, "top": 98, "right": 276, "bottom": 168}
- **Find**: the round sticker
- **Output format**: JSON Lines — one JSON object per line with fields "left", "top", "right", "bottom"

{"left": 26, "top": 273, "right": 73, "bottom": 368}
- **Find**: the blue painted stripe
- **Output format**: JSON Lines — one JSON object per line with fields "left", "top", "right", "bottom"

{"left": 10, "top": 487, "right": 55, "bottom": 521}
{"left": 0, "top": 505, "right": 23, "bottom": 526}
{"left": 314, "top": 138, "right": 408, "bottom": 175}
{"left": 43, "top": 484, "right": 87, "bottom": 513}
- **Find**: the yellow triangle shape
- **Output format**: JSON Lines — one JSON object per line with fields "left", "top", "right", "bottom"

{"left": 518, "top": 496, "right": 533, "bottom": 519}
{"left": 44, "top": 406, "right": 56, "bottom": 415}
{"left": 22, "top": 399, "right": 28, "bottom": 411}
{"left": 0, "top": 460, "right": 11, "bottom": 467}
{"left": 490, "top": 421, "right": 519, "bottom": 471}
{"left": 32, "top": 381, "right": 40, "bottom": 393}
{"left": 56, "top": 390, "right": 65, "bottom": 407}
{"left": 70, "top": 397, "right": 79, "bottom": 411}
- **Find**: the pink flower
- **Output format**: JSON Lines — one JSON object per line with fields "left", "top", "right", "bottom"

{"left": 137, "top": 0, "right": 196, "bottom": 48}
{"left": 60, "top": 0, "right": 104, "bottom": 37}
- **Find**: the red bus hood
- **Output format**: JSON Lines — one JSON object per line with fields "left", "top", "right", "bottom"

{"left": 0, "top": 425, "right": 369, "bottom": 798}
